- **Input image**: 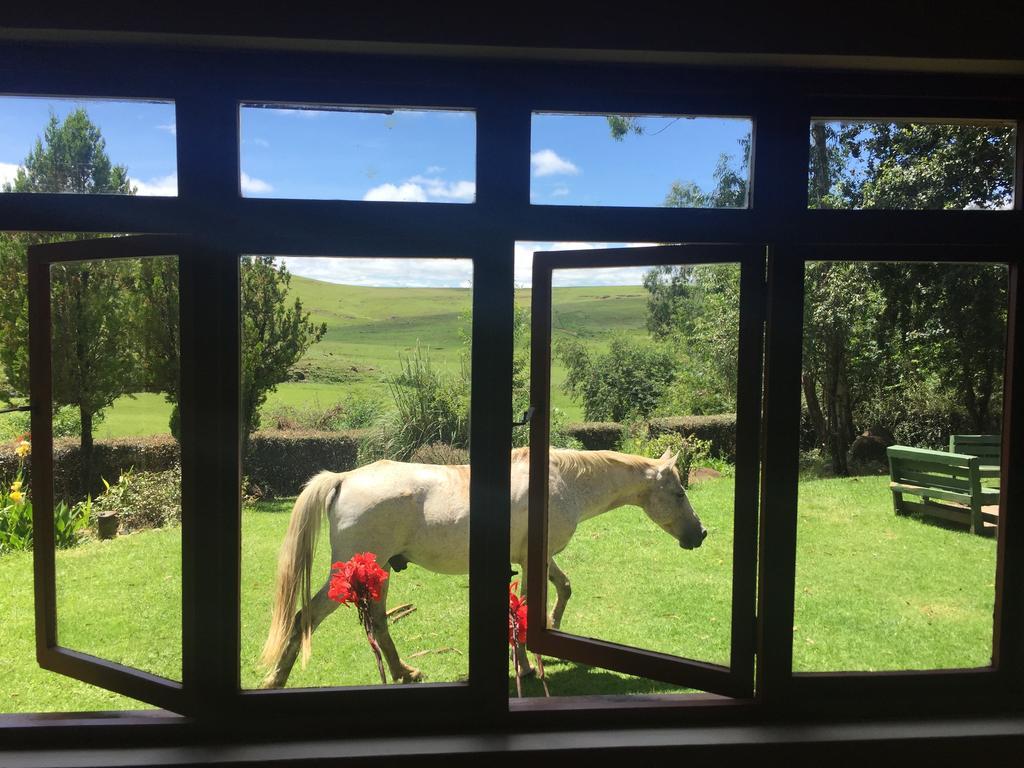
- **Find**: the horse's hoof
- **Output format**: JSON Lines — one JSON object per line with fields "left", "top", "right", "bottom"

{"left": 399, "top": 667, "right": 423, "bottom": 683}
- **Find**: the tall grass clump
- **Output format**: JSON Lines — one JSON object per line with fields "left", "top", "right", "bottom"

{"left": 360, "top": 347, "right": 469, "bottom": 462}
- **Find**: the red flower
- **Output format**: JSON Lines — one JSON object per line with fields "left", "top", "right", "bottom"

{"left": 508, "top": 581, "right": 528, "bottom": 646}
{"left": 328, "top": 552, "right": 389, "bottom": 606}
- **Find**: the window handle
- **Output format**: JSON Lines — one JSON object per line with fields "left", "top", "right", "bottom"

{"left": 0, "top": 405, "right": 31, "bottom": 415}
{"left": 512, "top": 406, "right": 535, "bottom": 427}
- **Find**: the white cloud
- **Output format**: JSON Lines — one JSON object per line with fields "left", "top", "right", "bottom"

{"left": 241, "top": 172, "right": 273, "bottom": 194}
{"left": 531, "top": 149, "right": 580, "bottom": 177}
{"left": 131, "top": 173, "right": 178, "bottom": 196}
{"left": 551, "top": 186, "right": 570, "bottom": 197}
{"left": 251, "top": 138, "right": 270, "bottom": 148}
{"left": 0, "top": 162, "right": 22, "bottom": 188}
{"left": 363, "top": 182, "right": 429, "bottom": 202}
{"left": 270, "top": 243, "right": 656, "bottom": 288}
{"left": 279, "top": 256, "right": 473, "bottom": 288}
{"left": 514, "top": 241, "right": 657, "bottom": 287}
{"left": 425, "top": 165, "right": 444, "bottom": 174}
{"left": 408, "top": 175, "right": 476, "bottom": 202}
{"left": 364, "top": 175, "right": 475, "bottom": 203}
{"left": 157, "top": 123, "right": 177, "bottom": 136}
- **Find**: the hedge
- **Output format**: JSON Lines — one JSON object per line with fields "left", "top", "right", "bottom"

{"left": 563, "top": 414, "right": 737, "bottom": 461}
{"left": 0, "top": 430, "right": 367, "bottom": 502}
{"left": 244, "top": 430, "right": 364, "bottom": 497}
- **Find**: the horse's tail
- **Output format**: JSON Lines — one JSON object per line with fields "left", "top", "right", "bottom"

{"left": 259, "top": 470, "right": 345, "bottom": 683}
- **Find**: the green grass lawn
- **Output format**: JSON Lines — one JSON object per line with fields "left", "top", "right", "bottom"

{"left": 0, "top": 474, "right": 999, "bottom": 712}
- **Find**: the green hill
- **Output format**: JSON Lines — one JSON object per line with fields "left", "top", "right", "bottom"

{"left": 97, "top": 275, "right": 650, "bottom": 439}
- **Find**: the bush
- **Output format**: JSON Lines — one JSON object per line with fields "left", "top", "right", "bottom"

{"left": 649, "top": 414, "right": 738, "bottom": 462}
{"left": 562, "top": 422, "right": 622, "bottom": 450}
{"left": 266, "top": 394, "right": 383, "bottom": 432}
{"left": 619, "top": 424, "right": 716, "bottom": 489}
{"left": 91, "top": 466, "right": 181, "bottom": 534}
{"left": 409, "top": 442, "right": 470, "bottom": 465}
{"left": 557, "top": 335, "right": 678, "bottom": 422}
{"left": 360, "top": 347, "right": 469, "bottom": 462}
{"left": 246, "top": 430, "right": 363, "bottom": 497}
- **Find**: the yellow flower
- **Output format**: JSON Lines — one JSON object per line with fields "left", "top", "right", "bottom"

{"left": 9, "top": 490, "right": 24, "bottom": 504}
{"left": 10, "top": 480, "right": 22, "bottom": 492}
{"left": 15, "top": 441, "right": 30, "bottom": 458}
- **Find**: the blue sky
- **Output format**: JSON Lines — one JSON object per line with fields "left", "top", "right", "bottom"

{"left": 0, "top": 97, "right": 751, "bottom": 286}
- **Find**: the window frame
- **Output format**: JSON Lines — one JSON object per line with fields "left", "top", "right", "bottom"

{"left": 526, "top": 243, "right": 763, "bottom": 699}
{"left": 0, "top": 39, "right": 1020, "bottom": 749}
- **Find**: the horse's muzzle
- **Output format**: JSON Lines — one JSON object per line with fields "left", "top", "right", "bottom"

{"left": 680, "top": 526, "right": 708, "bottom": 550}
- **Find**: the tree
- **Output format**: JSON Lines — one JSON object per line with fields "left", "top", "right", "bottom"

{"left": 240, "top": 257, "right": 327, "bottom": 451}
{"left": 0, "top": 109, "right": 137, "bottom": 487}
{"left": 557, "top": 334, "right": 677, "bottom": 422}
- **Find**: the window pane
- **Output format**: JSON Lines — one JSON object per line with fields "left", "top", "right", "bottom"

{"left": 1, "top": 235, "right": 169, "bottom": 712}
{"left": 0, "top": 96, "right": 177, "bottom": 196}
{"left": 793, "top": 260, "right": 1006, "bottom": 672}
{"left": 240, "top": 255, "right": 473, "bottom": 689}
{"left": 49, "top": 253, "right": 182, "bottom": 682}
{"left": 808, "top": 120, "right": 1016, "bottom": 210}
{"left": 239, "top": 104, "right": 476, "bottom": 201}
{"left": 511, "top": 243, "right": 738, "bottom": 698}
{"left": 530, "top": 113, "right": 752, "bottom": 207}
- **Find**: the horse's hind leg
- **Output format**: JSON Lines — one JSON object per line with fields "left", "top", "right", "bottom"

{"left": 368, "top": 567, "right": 423, "bottom": 683}
{"left": 263, "top": 582, "right": 341, "bottom": 689}
{"left": 547, "top": 558, "right": 572, "bottom": 631}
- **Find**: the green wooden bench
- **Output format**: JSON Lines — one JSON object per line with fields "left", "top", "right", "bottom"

{"left": 887, "top": 445, "right": 999, "bottom": 536}
{"left": 949, "top": 434, "right": 1001, "bottom": 480}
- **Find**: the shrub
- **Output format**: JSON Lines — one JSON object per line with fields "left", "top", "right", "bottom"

{"left": 266, "top": 394, "right": 384, "bottom": 432}
{"left": 91, "top": 465, "right": 182, "bottom": 534}
{"left": 649, "top": 414, "right": 737, "bottom": 462}
{"left": 409, "top": 442, "right": 470, "bottom": 465}
{"left": 620, "top": 424, "right": 699, "bottom": 488}
{"left": 562, "top": 422, "right": 622, "bottom": 450}
{"left": 246, "top": 430, "right": 362, "bottom": 497}
{"left": 360, "top": 347, "right": 469, "bottom": 462}
{"left": 557, "top": 335, "right": 678, "bottom": 422}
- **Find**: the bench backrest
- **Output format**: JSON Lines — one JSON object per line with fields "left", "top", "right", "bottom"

{"left": 949, "top": 434, "right": 1001, "bottom": 464}
{"left": 887, "top": 445, "right": 980, "bottom": 495}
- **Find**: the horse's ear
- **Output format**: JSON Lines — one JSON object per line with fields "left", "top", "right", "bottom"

{"left": 656, "top": 451, "right": 679, "bottom": 473}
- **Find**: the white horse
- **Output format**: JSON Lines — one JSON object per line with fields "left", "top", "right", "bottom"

{"left": 259, "top": 446, "right": 706, "bottom": 687}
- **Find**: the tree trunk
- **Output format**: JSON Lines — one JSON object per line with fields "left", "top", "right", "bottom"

{"left": 803, "top": 372, "right": 828, "bottom": 449}
{"left": 79, "top": 403, "right": 93, "bottom": 494}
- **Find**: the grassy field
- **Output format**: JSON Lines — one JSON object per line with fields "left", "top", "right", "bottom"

{"left": 0, "top": 474, "right": 998, "bottom": 712}
{"left": 92, "top": 277, "right": 650, "bottom": 438}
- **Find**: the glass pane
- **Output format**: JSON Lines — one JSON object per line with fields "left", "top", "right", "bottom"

{"left": 0, "top": 96, "right": 177, "bottom": 196}
{"left": 793, "top": 260, "right": 1006, "bottom": 672}
{"left": 530, "top": 113, "right": 752, "bottom": 207}
{"left": 239, "top": 104, "right": 476, "bottom": 201}
{"left": 240, "top": 255, "right": 472, "bottom": 689}
{"left": 808, "top": 120, "right": 1016, "bottom": 210}
{"left": 511, "top": 243, "right": 740, "bottom": 698}
{"left": 46, "top": 253, "right": 182, "bottom": 682}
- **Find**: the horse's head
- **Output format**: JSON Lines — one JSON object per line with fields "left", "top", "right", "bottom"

{"left": 642, "top": 448, "right": 707, "bottom": 550}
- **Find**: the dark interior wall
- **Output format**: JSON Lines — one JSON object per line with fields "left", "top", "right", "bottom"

{"left": 1, "top": 6, "right": 1023, "bottom": 63}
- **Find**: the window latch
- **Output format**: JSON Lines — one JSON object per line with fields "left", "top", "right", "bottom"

{"left": 512, "top": 406, "right": 535, "bottom": 427}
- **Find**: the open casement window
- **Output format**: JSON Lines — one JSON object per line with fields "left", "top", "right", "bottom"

{"left": 760, "top": 244, "right": 1022, "bottom": 709}
{"left": 27, "top": 235, "right": 205, "bottom": 714}
{"left": 526, "top": 244, "right": 764, "bottom": 699}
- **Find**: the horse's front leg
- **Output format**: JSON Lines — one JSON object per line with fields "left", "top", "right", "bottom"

{"left": 547, "top": 557, "right": 572, "bottom": 631}
{"left": 368, "top": 568, "right": 423, "bottom": 683}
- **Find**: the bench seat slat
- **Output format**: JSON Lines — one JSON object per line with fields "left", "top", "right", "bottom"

{"left": 890, "top": 468, "right": 972, "bottom": 492}
{"left": 890, "top": 482, "right": 973, "bottom": 505}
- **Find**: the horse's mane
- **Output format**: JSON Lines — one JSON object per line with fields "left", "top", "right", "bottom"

{"left": 511, "top": 447, "right": 656, "bottom": 478}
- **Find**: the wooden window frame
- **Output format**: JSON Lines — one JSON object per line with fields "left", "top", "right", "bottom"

{"left": 0, "top": 39, "right": 1020, "bottom": 753}
{"left": 526, "top": 243, "right": 763, "bottom": 699}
